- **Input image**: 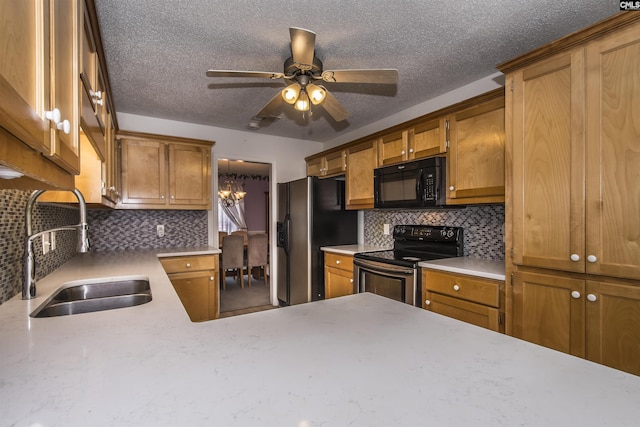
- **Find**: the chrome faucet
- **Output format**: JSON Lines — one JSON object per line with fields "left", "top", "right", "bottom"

{"left": 23, "top": 189, "right": 90, "bottom": 299}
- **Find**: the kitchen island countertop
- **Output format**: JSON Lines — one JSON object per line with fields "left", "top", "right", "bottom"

{"left": 1, "top": 250, "right": 639, "bottom": 426}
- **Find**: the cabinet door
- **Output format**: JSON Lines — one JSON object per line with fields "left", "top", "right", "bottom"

{"left": 48, "top": 0, "right": 80, "bottom": 174}
{"left": 511, "top": 49, "right": 586, "bottom": 273}
{"left": 585, "top": 23, "right": 640, "bottom": 280}
{"left": 324, "top": 150, "right": 346, "bottom": 176}
{"left": 424, "top": 291, "right": 500, "bottom": 332}
{"left": 377, "top": 131, "right": 407, "bottom": 166}
{"left": 169, "top": 144, "right": 211, "bottom": 207}
{"left": 512, "top": 271, "right": 585, "bottom": 357}
{"left": 0, "top": 0, "right": 51, "bottom": 152}
{"left": 325, "top": 266, "right": 354, "bottom": 299}
{"left": 120, "top": 139, "right": 167, "bottom": 205}
{"left": 346, "top": 139, "right": 377, "bottom": 209}
{"left": 306, "top": 157, "right": 324, "bottom": 176}
{"left": 447, "top": 94, "right": 505, "bottom": 204}
{"left": 585, "top": 280, "right": 640, "bottom": 376}
{"left": 409, "top": 117, "right": 447, "bottom": 160}
{"left": 169, "top": 271, "right": 218, "bottom": 322}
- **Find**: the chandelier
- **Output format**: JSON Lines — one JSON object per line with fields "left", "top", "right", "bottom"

{"left": 218, "top": 159, "right": 247, "bottom": 207}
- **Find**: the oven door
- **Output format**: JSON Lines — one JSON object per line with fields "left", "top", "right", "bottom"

{"left": 353, "top": 258, "right": 418, "bottom": 306}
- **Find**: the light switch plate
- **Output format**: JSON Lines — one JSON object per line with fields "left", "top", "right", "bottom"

{"left": 383, "top": 224, "right": 390, "bottom": 235}
{"left": 157, "top": 224, "right": 165, "bottom": 237}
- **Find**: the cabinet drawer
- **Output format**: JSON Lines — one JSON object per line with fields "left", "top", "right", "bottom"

{"left": 324, "top": 252, "right": 354, "bottom": 273}
{"left": 423, "top": 291, "right": 500, "bottom": 332}
{"left": 423, "top": 270, "right": 501, "bottom": 307}
{"left": 160, "top": 255, "right": 217, "bottom": 274}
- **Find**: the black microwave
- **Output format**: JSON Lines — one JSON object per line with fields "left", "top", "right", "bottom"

{"left": 374, "top": 157, "right": 446, "bottom": 208}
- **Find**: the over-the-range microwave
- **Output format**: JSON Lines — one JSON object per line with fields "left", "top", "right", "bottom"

{"left": 374, "top": 156, "right": 446, "bottom": 209}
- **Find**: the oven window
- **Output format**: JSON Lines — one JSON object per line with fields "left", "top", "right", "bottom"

{"left": 361, "top": 270, "right": 406, "bottom": 302}
{"left": 380, "top": 176, "right": 417, "bottom": 202}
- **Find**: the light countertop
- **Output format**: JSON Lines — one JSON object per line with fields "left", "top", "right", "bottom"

{"left": 1, "top": 251, "right": 639, "bottom": 426}
{"left": 156, "top": 245, "right": 221, "bottom": 257}
{"left": 320, "top": 244, "right": 390, "bottom": 255}
{"left": 420, "top": 257, "right": 506, "bottom": 281}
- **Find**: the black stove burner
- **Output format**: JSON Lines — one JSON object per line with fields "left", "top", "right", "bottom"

{"left": 354, "top": 225, "right": 464, "bottom": 267}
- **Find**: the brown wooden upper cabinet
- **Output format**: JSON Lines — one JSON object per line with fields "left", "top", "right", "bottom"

{"left": 118, "top": 132, "right": 214, "bottom": 210}
{"left": 306, "top": 150, "right": 346, "bottom": 177}
{"left": 378, "top": 118, "right": 448, "bottom": 166}
{"left": 0, "top": 0, "right": 81, "bottom": 189}
{"left": 446, "top": 92, "right": 505, "bottom": 205}
{"left": 345, "top": 139, "right": 378, "bottom": 210}
{"left": 507, "top": 17, "right": 640, "bottom": 280}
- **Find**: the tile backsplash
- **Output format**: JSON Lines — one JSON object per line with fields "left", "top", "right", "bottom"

{"left": 363, "top": 205, "right": 505, "bottom": 260}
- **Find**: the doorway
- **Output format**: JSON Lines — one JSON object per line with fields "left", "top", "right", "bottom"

{"left": 216, "top": 158, "right": 274, "bottom": 317}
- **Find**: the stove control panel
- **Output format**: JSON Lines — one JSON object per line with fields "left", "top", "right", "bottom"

{"left": 393, "top": 225, "right": 462, "bottom": 243}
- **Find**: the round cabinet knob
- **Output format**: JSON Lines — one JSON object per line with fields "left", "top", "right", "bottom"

{"left": 170, "top": 195, "right": 175, "bottom": 199}
{"left": 571, "top": 290, "right": 581, "bottom": 299}
{"left": 336, "top": 260, "right": 341, "bottom": 264}
{"left": 186, "top": 263, "right": 191, "bottom": 268}
{"left": 409, "top": 148, "right": 414, "bottom": 153}
{"left": 587, "top": 294, "right": 598, "bottom": 302}
{"left": 587, "top": 255, "right": 597, "bottom": 263}
{"left": 56, "top": 119, "right": 71, "bottom": 135}
{"left": 570, "top": 254, "right": 580, "bottom": 262}
{"left": 350, "top": 279, "right": 353, "bottom": 283}
{"left": 96, "top": 98, "right": 104, "bottom": 106}
{"left": 425, "top": 300, "right": 431, "bottom": 306}
{"left": 453, "top": 284, "right": 460, "bottom": 291}
{"left": 161, "top": 195, "right": 165, "bottom": 199}
{"left": 401, "top": 150, "right": 406, "bottom": 155}
{"left": 449, "top": 186, "right": 455, "bottom": 191}
{"left": 210, "top": 276, "right": 215, "bottom": 281}
{"left": 45, "top": 108, "right": 61, "bottom": 124}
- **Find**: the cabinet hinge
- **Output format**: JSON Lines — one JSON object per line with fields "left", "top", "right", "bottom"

{"left": 510, "top": 79, "right": 514, "bottom": 92}
{"left": 510, "top": 273, "right": 514, "bottom": 286}
{"left": 498, "top": 313, "right": 503, "bottom": 325}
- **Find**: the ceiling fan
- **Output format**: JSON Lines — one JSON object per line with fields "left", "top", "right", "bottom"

{"left": 206, "top": 27, "right": 398, "bottom": 122}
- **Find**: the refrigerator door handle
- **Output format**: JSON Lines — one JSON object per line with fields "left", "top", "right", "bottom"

{"left": 283, "top": 216, "right": 291, "bottom": 255}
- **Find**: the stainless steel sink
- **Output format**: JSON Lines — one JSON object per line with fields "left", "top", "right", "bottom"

{"left": 30, "top": 276, "right": 152, "bottom": 318}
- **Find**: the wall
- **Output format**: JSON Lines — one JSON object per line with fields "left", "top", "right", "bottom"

{"left": 239, "top": 178, "right": 269, "bottom": 232}
{"left": 364, "top": 205, "right": 505, "bottom": 260}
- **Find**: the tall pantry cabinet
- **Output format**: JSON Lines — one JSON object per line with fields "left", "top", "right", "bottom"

{"left": 500, "top": 13, "right": 640, "bottom": 376}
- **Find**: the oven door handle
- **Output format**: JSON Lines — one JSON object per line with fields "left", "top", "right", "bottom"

{"left": 353, "top": 259, "right": 415, "bottom": 275}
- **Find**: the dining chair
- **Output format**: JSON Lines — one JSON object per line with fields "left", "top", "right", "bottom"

{"left": 247, "top": 233, "right": 268, "bottom": 287}
{"left": 218, "top": 231, "right": 228, "bottom": 248}
{"left": 220, "top": 234, "right": 245, "bottom": 290}
{"left": 231, "top": 230, "right": 248, "bottom": 247}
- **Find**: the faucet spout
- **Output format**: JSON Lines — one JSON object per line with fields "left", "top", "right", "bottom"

{"left": 23, "top": 189, "right": 90, "bottom": 300}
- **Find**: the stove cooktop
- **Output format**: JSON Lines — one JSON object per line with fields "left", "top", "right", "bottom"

{"left": 355, "top": 249, "right": 451, "bottom": 267}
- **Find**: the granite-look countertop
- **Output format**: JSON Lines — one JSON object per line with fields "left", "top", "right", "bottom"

{"left": 420, "top": 257, "right": 506, "bottom": 281}
{"left": 1, "top": 251, "right": 639, "bottom": 426}
{"left": 320, "top": 244, "right": 390, "bottom": 255}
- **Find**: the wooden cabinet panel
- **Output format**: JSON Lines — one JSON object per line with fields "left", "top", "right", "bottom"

{"left": 169, "top": 144, "right": 210, "bottom": 207}
{"left": 424, "top": 270, "right": 500, "bottom": 307}
{"left": 409, "top": 117, "right": 447, "bottom": 160}
{"left": 586, "top": 280, "right": 640, "bottom": 376}
{"left": 324, "top": 252, "right": 354, "bottom": 299}
{"left": 120, "top": 139, "right": 167, "bottom": 205}
{"left": 585, "top": 25, "right": 640, "bottom": 280}
{"left": 306, "top": 157, "right": 323, "bottom": 176}
{"left": 511, "top": 50, "right": 585, "bottom": 273}
{"left": 378, "top": 131, "right": 408, "bottom": 166}
{"left": 424, "top": 291, "right": 500, "bottom": 332}
{"left": 160, "top": 255, "right": 217, "bottom": 274}
{"left": 512, "top": 271, "right": 585, "bottom": 357}
{"left": 323, "top": 150, "right": 346, "bottom": 176}
{"left": 447, "top": 95, "right": 505, "bottom": 204}
{"left": 346, "top": 139, "right": 377, "bottom": 209}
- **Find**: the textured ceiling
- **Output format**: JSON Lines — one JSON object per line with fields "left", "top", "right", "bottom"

{"left": 94, "top": 0, "right": 617, "bottom": 143}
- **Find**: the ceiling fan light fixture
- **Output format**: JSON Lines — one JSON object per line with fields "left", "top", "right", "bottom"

{"left": 281, "top": 83, "right": 301, "bottom": 104}
{"left": 295, "top": 90, "right": 310, "bottom": 111}
{"left": 307, "top": 84, "right": 325, "bottom": 105}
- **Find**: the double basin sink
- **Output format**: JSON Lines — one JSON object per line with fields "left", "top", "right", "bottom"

{"left": 30, "top": 276, "right": 152, "bottom": 318}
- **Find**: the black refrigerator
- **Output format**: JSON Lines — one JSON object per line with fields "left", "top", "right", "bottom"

{"left": 277, "top": 176, "right": 358, "bottom": 306}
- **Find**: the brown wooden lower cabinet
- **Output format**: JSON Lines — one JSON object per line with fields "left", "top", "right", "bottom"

{"left": 160, "top": 254, "right": 219, "bottom": 322}
{"left": 512, "top": 270, "right": 640, "bottom": 376}
{"left": 422, "top": 269, "right": 504, "bottom": 333}
{"left": 324, "top": 252, "right": 355, "bottom": 299}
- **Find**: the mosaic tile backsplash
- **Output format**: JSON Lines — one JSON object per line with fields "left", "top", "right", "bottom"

{"left": 0, "top": 189, "right": 208, "bottom": 304}
{"left": 364, "top": 205, "right": 505, "bottom": 260}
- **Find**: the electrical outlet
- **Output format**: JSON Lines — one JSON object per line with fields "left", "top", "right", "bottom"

{"left": 383, "top": 224, "right": 390, "bottom": 235}
{"left": 51, "top": 231, "right": 56, "bottom": 251}
{"left": 157, "top": 224, "right": 165, "bottom": 238}
{"left": 42, "top": 232, "right": 50, "bottom": 254}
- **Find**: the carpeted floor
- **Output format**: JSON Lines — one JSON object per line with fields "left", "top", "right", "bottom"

{"left": 219, "top": 274, "right": 272, "bottom": 313}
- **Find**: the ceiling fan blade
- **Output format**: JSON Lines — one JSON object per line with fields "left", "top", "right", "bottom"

{"left": 206, "top": 70, "right": 286, "bottom": 80}
{"left": 321, "top": 69, "right": 398, "bottom": 84}
{"left": 319, "top": 87, "right": 349, "bottom": 122}
{"left": 289, "top": 27, "right": 316, "bottom": 70}
{"left": 255, "top": 91, "right": 284, "bottom": 118}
